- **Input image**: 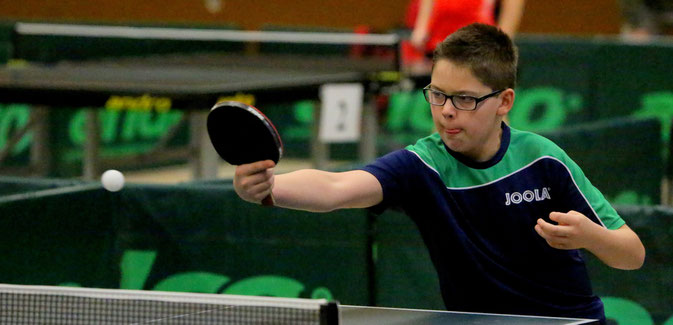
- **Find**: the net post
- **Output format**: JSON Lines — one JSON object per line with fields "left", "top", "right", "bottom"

{"left": 320, "top": 301, "right": 340, "bottom": 325}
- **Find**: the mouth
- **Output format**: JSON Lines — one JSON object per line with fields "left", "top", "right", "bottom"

{"left": 445, "top": 128, "right": 461, "bottom": 135}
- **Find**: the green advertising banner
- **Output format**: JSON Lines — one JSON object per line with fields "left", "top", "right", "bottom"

{"left": 0, "top": 104, "right": 187, "bottom": 176}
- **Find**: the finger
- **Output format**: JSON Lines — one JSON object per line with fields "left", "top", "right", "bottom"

{"left": 253, "top": 171, "right": 275, "bottom": 197}
{"left": 248, "top": 181, "right": 273, "bottom": 200}
{"left": 236, "top": 160, "right": 276, "bottom": 177}
{"left": 535, "top": 224, "right": 568, "bottom": 249}
{"left": 240, "top": 169, "right": 274, "bottom": 188}
{"left": 236, "top": 162, "right": 274, "bottom": 183}
{"left": 536, "top": 225, "right": 566, "bottom": 244}
{"left": 537, "top": 218, "right": 567, "bottom": 238}
{"left": 549, "top": 212, "right": 575, "bottom": 225}
{"left": 534, "top": 223, "right": 549, "bottom": 240}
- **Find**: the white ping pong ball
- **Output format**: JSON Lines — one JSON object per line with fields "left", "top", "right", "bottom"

{"left": 101, "top": 169, "right": 125, "bottom": 192}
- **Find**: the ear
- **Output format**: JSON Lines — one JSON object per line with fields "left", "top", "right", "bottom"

{"left": 496, "top": 89, "right": 515, "bottom": 116}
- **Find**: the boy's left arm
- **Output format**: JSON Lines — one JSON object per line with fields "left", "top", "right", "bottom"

{"left": 535, "top": 211, "right": 645, "bottom": 270}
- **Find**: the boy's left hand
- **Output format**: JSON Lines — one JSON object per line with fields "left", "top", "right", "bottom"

{"left": 534, "top": 210, "right": 602, "bottom": 250}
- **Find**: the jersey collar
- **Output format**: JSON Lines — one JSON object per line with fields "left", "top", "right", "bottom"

{"left": 444, "top": 122, "right": 511, "bottom": 169}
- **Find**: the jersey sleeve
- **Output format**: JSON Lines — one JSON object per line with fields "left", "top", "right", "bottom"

{"left": 555, "top": 150, "right": 626, "bottom": 230}
{"left": 359, "top": 149, "right": 420, "bottom": 214}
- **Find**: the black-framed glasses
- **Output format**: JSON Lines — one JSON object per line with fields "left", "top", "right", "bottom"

{"left": 422, "top": 85, "right": 505, "bottom": 111}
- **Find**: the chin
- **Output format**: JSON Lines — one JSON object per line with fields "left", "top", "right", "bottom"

{"left": 442, "top": 138, "right": 463, "bottom": 152}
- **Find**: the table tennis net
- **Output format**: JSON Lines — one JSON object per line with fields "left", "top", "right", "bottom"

{"left": 0, "top": 284, "right": 338, "bottom": 324}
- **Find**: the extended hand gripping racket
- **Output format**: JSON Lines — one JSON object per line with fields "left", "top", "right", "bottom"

{"left": 207, "top": 101, "right": 283, "bottom": 206}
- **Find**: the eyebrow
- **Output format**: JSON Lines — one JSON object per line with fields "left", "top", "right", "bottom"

{"left": 428, "top": 85, "right": 479, "bottom": 96}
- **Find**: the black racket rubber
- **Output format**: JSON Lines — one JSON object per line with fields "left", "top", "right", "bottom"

{"left": 207, "top": 101, "right": 283, "bottom": 165}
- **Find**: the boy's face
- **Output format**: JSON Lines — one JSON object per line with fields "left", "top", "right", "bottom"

{"left": 428, "top": 58, "right": 514, "bottom": 162}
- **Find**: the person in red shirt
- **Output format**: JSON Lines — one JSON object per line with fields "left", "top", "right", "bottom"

{"left": 408, "top": 0, "right": 525, "bottom": 55}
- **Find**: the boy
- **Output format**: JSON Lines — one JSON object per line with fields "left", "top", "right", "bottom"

{"left": 233, "top": 23, "right": 645, "bottom": 323}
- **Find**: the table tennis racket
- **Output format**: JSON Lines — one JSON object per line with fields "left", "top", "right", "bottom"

{"left": 207, "top": 101, "right": 283, "bottom": 206}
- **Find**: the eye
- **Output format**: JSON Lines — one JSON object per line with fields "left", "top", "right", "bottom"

{"left": 430, "top": 91, "right": 445, "bottom": 101}
{"left": 453, "top": 95, "right": 476, "bottom": 109}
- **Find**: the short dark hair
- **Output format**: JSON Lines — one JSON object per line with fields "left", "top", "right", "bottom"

{"left": 433, "top": 23, "right": 518, "bottom": 90}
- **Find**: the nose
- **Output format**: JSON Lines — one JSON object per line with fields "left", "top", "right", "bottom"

{"left": 440, "top": 100, "right": 457, "bottom": 119}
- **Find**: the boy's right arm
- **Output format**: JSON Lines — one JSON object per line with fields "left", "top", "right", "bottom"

{"left": 234, "top": 161, "right": 383, "bottom": 212}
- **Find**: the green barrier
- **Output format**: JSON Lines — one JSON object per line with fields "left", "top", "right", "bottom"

{"left": 0, "top": 180, "right": 371, "bottom": 305}
{"left": 512, "top": 37, "right": 673, "bottom": 133}
{"left": 0, "top": 182, "right": 120, "bottom": 288}
{"left": 515, "top": 36, "right": 600, "bottom": 126}
{"left": 593, "top": 42, "right": 673, "bottom": 119}
{"left": 373, "top": 210, "right": 444, "bottom": 310}
{"left": 115, "top": 183, "right": 370, "bottom": 304}
{"left": 0, "top": 22, "right": 13, "bottom": 63}
{"left": 539, "top": 117, "right": 662, "bottom": 205}
{"left": 0, "top": 42, "right": 11, "bottom": 64}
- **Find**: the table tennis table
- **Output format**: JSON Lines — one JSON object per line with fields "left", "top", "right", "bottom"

{"left": 0, "top": 23, "right": 417, "bottom": 180}
{"left": 0, "top": 283, "right": 599, "bottom": 324}
{"left": 341, "top": 305, "right": 599, "bottom": 324}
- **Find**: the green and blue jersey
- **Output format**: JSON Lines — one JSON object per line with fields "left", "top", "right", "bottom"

{"left": 362, "top": 123, "right": 622, "bottom": 321}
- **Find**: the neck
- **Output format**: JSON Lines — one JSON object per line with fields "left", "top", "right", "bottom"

{"left": 473, "top": 121, "right": 504, "bottom": 162}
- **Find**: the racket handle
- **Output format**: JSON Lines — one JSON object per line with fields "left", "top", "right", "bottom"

{"left": 261, "top": 193, "right": 275, "bottom": 207}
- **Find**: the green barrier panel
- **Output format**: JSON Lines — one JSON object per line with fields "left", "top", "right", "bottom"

{"left": 593, "top": 42, "right": 673, "bottom": 119}
{"left": 115, "top": 183, "right": 370, "bottom": 304}
{"left": 374, "top": 205, "right": 673, "bottom": 324}
{"left": 0, "top": 22, "right": 13, "bottom": 42}
{"left": 0, "top": 180, "right": 371, "bottom": 305}
{"left": 0, "top": 21, "right": 13, "bottom": 63}
{"left": 539, "top": 117, "right": 662, "bottom": 205}
{"left": 514, "top": 36, "right": 600, "bottom": 128}
{"left": 503, "top": 37, "right": 673, "bottom": 142}
{"left": 373, "top": 210, "right": 444, "bottom": 310}
{"left": 0, "top": 183, "right": 120, "bottom": 288}
{"left": 0, "top": 42, "right": 11, "bottom": 64}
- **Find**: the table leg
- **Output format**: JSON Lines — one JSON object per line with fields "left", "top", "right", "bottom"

{"left": 359, "top": 95, "right": 378, "bottom": 164}
{"left": 190, "top": 111, "right": 219, "bottom": 180}
{"left": 83, "top": 108, "right": 100, "bottom": 180}
{"left": 29, "top": 106, "right": 51, "bottom": 176}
